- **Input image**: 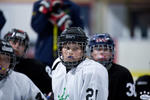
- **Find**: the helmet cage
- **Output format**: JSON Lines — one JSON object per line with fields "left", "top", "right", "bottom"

{"left": 0, "top": 52, "right": 16, "bottom": 80}
{"left": 10, "top": 37, "right": 28, "bottom": 47}
{"left": 90, "top": 44, "right": 114, "bottom": 67}
{"left": 89, "top": 33, "right": 115, "bottom": 69}
{"left": 58, "top": 41, "right": 86, "bottom": 70}
{"left": 58, "top": 27, "right": 88, "bottom": 70}
{"left": 4, "top": 29, "right": 29, "bottom": 53}
{"left": 0, "top": 41, "right": 16, "bottom": 80}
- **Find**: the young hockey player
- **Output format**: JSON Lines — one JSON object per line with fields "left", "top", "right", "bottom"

{"left": 4, "top": 28, "right": 52, "bottom": 95}
{"left": 89, "top": 33, "right": 136, "bottom": 100}
{"left": 0, "top": 10, "right": 6, "bottom": 33}
{"left": 0, "top": 39, "right": 46, "bottom": 100}
{"left": 49, "top": 27, "right": 108, "bottom": 100}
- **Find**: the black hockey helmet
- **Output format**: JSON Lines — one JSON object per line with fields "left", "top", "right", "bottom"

{"left": 58, "top": 27, "right": 88, "bottom": 70}
{"left": 4, "top": 28, "right": 30, "bottom": 52}
{"left": 0, "top": 39, "right": 16, "bottom": 80}
{"left": 58, "top": 27, "right": 88, "bottom": 43}
{"left": 135, "top": 75, "right": 150, "bottom": 100}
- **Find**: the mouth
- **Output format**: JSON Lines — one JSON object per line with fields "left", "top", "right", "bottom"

{"left": 64, "top": 56, "right": 75, "bottom": 62}
{"left": 68, "top": 56, "right": 73, "bottom": 58}
{"left": 95, "top": 58, "right": 107, "bottom": 62}
{"left": 0, "top": 65, "right": 6, "bottom": 71}
{"left": 0, "top": 67, "right": 6, "bottom": 71}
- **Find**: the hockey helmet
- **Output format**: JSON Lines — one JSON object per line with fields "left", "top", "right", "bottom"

{"left": 135, "top": 75, "right": 150, "bottom": 100}
{"left": 0, "top": 39, "right": 16, "bottom": 80}
{"left": 89, "top": 33, "right": 115, "bottom": 69}
{"left": 58, "top": 27, "right": 88, "bottom": 70}
{"left": 4, "top": 28, "right": 29, "bottom": 52}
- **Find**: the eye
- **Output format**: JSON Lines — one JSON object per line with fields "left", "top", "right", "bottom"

{"left": 63, "top": 45, "right": 70, "bottom": 50}
{"left": 12, "top": 39, "right": 17, "bottom": 43}
{"left": 19, "top": 42, "right": 25, "bottom": 46}
{"left": 66, "top": 47, "right": 70, "bottom": 50}
{"left": 93, "top": 46, "right": 102, "bottom": 51}
{"left": 72, "top": 47, "right": 79, "bottom": 51}
{"left": 0, "top": 54, "right": 10, "bottom": 62}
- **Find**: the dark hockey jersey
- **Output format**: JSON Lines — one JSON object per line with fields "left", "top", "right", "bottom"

{"left": 108, "top": 63, "right": 136, "bottom": 100}
{"left": 14, "top": 57, "right": 52, "bottom": 95}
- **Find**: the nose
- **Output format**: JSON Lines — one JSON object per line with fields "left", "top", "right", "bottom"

{"left": 13, "top": 42, "right": 20, "bottom": 49}
{"left": 67, "top": 49, "right": 73, "bottom": 55}
{"left": 95, "top": 50, "right": 105, "bottom": 58}
{"left": 99, "top": 50, "right": 105, "bottom": 54}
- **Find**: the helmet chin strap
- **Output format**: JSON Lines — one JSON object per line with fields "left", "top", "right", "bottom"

{"left": 92, "top": 55, "right": 112, "bottom": 70}
{"left": 0, "top": 68, "right": 12, "bottom": 81}
{"left": 106, "top": 63, "right": 112, "bottom": 70}
{"left": 61, "top": 56, "right": 86, "bottom": 72}
{"left": 97, "top": 60, "right": 112, "bottom": 70}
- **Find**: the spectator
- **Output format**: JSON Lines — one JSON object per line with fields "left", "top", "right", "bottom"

{"left": 4, "top": 28, "right": 52, "bottom": 96}
{"left": 31, "top": 0, "right": 84, "bottom": 66}
{"left": 135, "top": 75, "right": 150, "bottom": 100}
{"left": 0, "top": 39, "right": 46, "bottom": 100}
{"left": 128, "top": 7, "right": 150, "bottom": 39}
{"left": 48, "top": 27, "right": 108, "bottom": 100}
{"left": 0, "top": 10, "right": 6, "bottom": 37}
{"left": 89, "top": 33, "right": 136, "bottom": 100}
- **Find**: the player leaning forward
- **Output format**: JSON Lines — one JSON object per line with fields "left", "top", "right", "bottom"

{"left": 0, "top": 39, "right": 46, "bottom": 100}
{"left": 46, "top": 27, "right": 108, "bottom": 100}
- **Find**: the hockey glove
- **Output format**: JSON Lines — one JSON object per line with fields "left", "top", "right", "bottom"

{"left": 39, "top": 0, "right": 52, "bottom": 14}
{"left": 49, "top": 11, "right": 72, "bottom": 31}
{"left": 39, "top": 0, "right": 62, "bottom": 14}
{"left": 46, "top": 92, "right": 54, "bottom": 100}
{"left": 35, "top": 92, "right": 44, "bottom": 100}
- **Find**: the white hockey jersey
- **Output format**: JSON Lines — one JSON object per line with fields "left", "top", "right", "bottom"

{"left": 51, "top": 58, "right": 108, "bottom": 100}
{"left": 0, "top": 70, "right": 46, "bottom": 100}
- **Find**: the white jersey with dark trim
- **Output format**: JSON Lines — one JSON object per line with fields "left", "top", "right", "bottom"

{"left": 51, "top": 58, "right": 108, "bottom": 100}
{"left": 0, "top": 71, "right": 46, "bottom": 100}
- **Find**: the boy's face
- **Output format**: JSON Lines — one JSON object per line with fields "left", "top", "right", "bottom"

{"left": 9, "top": 39, "right": 25, "bottom": 57}
{"left": 62, "top": 42, "right": 83, "bottom": 62}
{"left": 0, "top": 54, "right": 10, "bottom": 74}
{"left": 91, "top": 45, "right": 112, "bottom": 62}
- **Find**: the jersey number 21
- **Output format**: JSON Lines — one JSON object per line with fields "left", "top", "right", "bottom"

{"left": 86, "top": 88, "right": 98, "bottom": 100}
